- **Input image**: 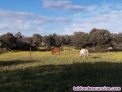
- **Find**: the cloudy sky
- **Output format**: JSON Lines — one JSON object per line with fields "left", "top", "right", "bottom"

{"left": 0, "top": 0, "right": 122, "bottom": 36}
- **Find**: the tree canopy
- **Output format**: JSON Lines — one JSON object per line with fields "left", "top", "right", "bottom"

{"left": 0, "top": 28, "right": 122, "bottom": 51}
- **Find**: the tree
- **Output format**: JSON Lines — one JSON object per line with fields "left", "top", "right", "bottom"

{"left": 72, "top": 32, "right": 89, "bottom": 49}
{"left": 89, "top": 28, "right": 112, "bottom": 49}
{"left": 63, "top": 35, "right": 72, "bottom": 45}
{"left": 52, "top": 33, "right": 62, "bottom": 47}
{"left": 14, "top": 32, "right": 35, "bottom": 50}
{"left": 32, "top": 34, "right": 42, "bottom": 46}
{"left": 14, "top": 32, "right": 23, "bottom": 39}
{"left": 14, "top": 32, "right": 23, "bottom": 49}
{"left": 111, "top": 33, "right": 122, "bottom": 49}
{"left": 43, "top": 35, "right": 55, "bottom": 49}
{"left": 0, "top": 32, "right": 16, "bottom": 49}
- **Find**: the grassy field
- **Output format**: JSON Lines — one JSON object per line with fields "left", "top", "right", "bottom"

{"left": 0, "top": 50, "right": 122, "bottom": 92}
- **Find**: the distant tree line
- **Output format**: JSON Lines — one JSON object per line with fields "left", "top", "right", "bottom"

{"left": 0, "top": 28, "right": 122, "bottom": 51}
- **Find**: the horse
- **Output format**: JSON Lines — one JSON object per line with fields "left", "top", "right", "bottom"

{"left": 80, "top": 49, "right": 89, "bottom": 58}
{"left": 52, "top": 47, "right": 60, "bottom": 55}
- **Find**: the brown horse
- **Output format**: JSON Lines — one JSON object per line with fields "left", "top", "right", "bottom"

{"left": 52, "top": 47, "right": 60, "bottom": 55}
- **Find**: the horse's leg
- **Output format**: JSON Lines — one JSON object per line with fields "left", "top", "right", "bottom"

{"left": 80, "top": 53, "right": 83, "bottom": 58}
{"left": 58, "top": 48, "right": 60, "bottom": 55}
{"left": 85, "top": 54, "right": 87, "bottom": 59}
{"left": 85, "top": 55, "right": 87, "bottom": 59}
{"left": 52, "top": 51, "right": 54, "bottom": 55}
{"left": 82, "top": 55, "right": 85, "bottom": 59}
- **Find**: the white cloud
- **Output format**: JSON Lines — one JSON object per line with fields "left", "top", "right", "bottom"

{"left": 0, "top": 9, "right": 70, "bottom": 35}
{"left": 1, "top": 2, "right": 122, "bottom": 36}
{"left": 42, "top": 0, "right": 86, "bottom": 12}
{"left": 37, "top": 26, "right": 51, "bottom": 31}
{"left": 55, "top": 17, "right": 70, "bottom": 23}
{"left": 0, "top": 9, "right": 34, "bottom": 20}
{"left": 55, "top": 3, "right": 122, "bottom": 35}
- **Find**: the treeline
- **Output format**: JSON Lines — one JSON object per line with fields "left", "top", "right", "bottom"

{"left": 0, "top": 28, "right": 122, "bottom": 51}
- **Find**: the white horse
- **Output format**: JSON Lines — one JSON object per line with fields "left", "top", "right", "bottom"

{"left": 80, "top": 49, "right": 89, "bottom": 58}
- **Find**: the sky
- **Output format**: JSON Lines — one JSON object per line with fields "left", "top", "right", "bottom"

{"left": 0, "top": 0, "right": 122, "bottom": 36}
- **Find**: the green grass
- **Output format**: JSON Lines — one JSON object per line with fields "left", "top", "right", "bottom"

{"left": 0, "top": 51, "right": 122, "bottom": 92}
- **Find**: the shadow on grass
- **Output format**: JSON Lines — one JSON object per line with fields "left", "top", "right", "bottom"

{"left": 0, "top": 60, "right": 35, "bottom": 66}
{"left": 0, "top": 50, "right": 6, "bottom": 55}
{"left": 91, "top": 56, "right": 101, "bottom": 59}
{"left": 0, "top": 62, "right": 122, "bottom": 92}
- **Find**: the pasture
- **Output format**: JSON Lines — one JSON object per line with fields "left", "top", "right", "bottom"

{"left": 0, "top": 50, "right": 122, "bottom": 92}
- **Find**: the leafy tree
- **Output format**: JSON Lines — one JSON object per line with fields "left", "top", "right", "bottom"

{"left": 0, "top": 32, "right": 16, "bottom": 49}
{"left": 111, "top": 33, "right": 122, "bottom": 49}
{"left": 14, "top": 32, "right": 33, "bottom": 50}
{"left": 14, "top": 32, "right": 24, "bottom": 48}
{"left": 89, "top": 28, "right": 112, "bottom": 49}
{"left": 14, "top": 32, "right": 23, "bottom": 39}
{"left": 43, "top": 35, "right": 55, "bottom": 49}
{"left": 52, "top": 33, "right": 63, "bottom": 47}
{"left": 63, "top": 35, "right": 72, "bottom": 45}
{"left": 32, "top": 34, "right": 42, "bottom": 46}
{"left": 72, "top": 32, "right": 89, "bottom": 49}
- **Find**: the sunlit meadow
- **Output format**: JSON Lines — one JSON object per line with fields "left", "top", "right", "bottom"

{"left": 0, "top": 50, "right": 122, "bottom": 92}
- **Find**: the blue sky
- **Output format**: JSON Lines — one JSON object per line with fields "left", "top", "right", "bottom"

{"left": 0, "top": 0, "right": 122, "bottom": 36}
